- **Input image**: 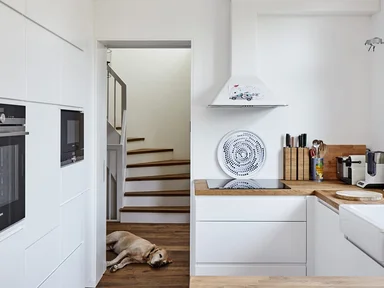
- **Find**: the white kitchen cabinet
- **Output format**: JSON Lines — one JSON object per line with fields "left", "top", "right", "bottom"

{"left": 196, "top": 222, "right": 306, "bottom": 263}
{"left": 39, "top": 267, "right": 61, "bottom": 288}
{"left": 1, "top": 0, "right": 26, "bottom": 14}
{"left": 61, "top": 160, "right": 87, "bottom": 204}
{"left": 195, "top": 196, "right": 307, "bottom": 276}
{"left": 25, "top": 227, "right": 61, "bottom": 288}
{"left": 26, "top": 0, "right": 88, "bottom": 49}
{"left": 196, "top": 196, "right": 306, "bottom": 221}
{"left": 313, "top": 200, "right": 384, "bottom": 276}
{"left": 26, "top": 20, "right": 61, "bottom": 104}
{"left": 60, "top": 243, "right": 85, "bottom": 288}
{"left": 0, "top": 3, "right": 26, "bottom": 100}
{"left": 0, "top": 227, "right": 25, "bottom": 288}
{"left": 25, "top": 103, "right": 60, "bottom": 247}
{"left": 60, "top": 192, "right": 85, "bottom": 261}
{"left": 60, "top": 41, "right": 86, "bottom": 108}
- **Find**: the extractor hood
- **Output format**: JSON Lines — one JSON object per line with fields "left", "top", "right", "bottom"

{"left": 209, "top": 0, "right": 288, "bottom": 108}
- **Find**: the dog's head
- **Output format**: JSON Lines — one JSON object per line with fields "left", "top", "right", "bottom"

{"left": 146, "top": 246, "right": 173, "bottom": 268}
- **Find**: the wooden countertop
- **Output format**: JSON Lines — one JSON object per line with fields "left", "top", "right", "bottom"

{"left": 190, "top": 276, "right": 384, "bottom": 287}
{"left": 194, "top": 180, "right": 384, "bottom": 210}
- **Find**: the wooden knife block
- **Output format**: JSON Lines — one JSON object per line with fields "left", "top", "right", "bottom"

{"left": 284, "top": 147, "right": 310, "bottom": 180}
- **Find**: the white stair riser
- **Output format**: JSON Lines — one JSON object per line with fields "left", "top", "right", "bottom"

{"left": 123, "top": 196, "right": 190, "bottom": 207}
{"left": 126, "top": 152, "right": 173, "bottom": 164}
{"left": 125, "top": 179, "right": 190, "bottom": 192}
{"left": 127, "top": 141, "right": 145, "bottom": 150}
{"left": 126, "top": 165, "right": 190, "bottom": 177}
{"left": 121, "top": 212, "right": 190, "bottom": 223}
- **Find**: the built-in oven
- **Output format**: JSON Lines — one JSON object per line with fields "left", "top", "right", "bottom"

{"left": 0, "top": 104, "right": 28, "bottom": 232}
{"left": 61, "top": 109, "right": 84, "bottom": 167}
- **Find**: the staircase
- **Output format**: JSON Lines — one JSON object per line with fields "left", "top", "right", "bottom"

{"left": 121, "top": 137, "right": 190, "bottom": 223}
{"left": 106, "top": 64, "right": 190, "bottom": 224}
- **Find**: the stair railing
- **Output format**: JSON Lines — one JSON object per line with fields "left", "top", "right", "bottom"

{"left": 107, "top": 63, "right": 127, "bottom": 129}
{"left": 106, "top": 63, "right": 127, "bottom": 221}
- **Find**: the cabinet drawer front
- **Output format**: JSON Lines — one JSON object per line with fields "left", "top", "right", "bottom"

{"left": 196, "top": 222, "right": 306, "bottom": 263}
{"left": 196, "top": 196, "right": 306, "bottom": 221}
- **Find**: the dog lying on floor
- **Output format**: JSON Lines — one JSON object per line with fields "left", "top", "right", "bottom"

{"left": 106, "top": 231, "right": 172, "bottom": 272}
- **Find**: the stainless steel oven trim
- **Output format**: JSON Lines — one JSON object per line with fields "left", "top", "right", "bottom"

{"left": 0, "top": 131, "right": 29, "bottom": 137}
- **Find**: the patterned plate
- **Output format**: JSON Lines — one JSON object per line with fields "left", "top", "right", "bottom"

{"left": 217, "top": 130, "right": 266, "bottom": 178}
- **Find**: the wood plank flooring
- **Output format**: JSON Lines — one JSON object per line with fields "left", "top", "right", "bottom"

{"left": 97, "top": 223, "right": 190, "bottom": 288}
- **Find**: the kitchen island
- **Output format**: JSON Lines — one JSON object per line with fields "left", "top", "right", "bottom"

{"left": 190, "top": 276, "right": 384, "bottom": 287}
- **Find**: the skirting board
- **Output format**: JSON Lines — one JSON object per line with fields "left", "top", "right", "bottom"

{"left": 195, "top": 264, "right": 306, "bottom": 276}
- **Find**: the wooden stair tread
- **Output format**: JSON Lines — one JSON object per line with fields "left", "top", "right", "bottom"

{"left": 124, "top": 190, "right": 190, "bottom": 197}
{"left": 120, "top": 206, "right": 190, "bottom": 213}
{"left": 127, "top": 159, "right": 190, "bottom": 168}
{"left": 125, "top": 173, "right": 190, "bottom": 182}
{"left": 127, "top": 148, "right": 173, "bottom": 155}
{"left": 127, "top": 137, "right": 145, "bottom": 142}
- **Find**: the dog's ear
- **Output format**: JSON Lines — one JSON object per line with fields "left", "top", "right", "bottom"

{"left": 144, "top": 244, "right": 156, "bottom": 259}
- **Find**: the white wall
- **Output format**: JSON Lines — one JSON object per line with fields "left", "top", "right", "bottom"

{"left": 110, "top": 48, "right": 191, "bottom": 159}
{"left": 0, "top": 0, "right": 97, "bottom": 287}
{"left": 371, "top": 1, "right": 384, "bottom": 151}
{"left": 95, "top": 0, "right": 372, "bottom": 180}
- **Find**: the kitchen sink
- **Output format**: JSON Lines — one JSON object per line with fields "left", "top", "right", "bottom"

{"left": 339, "top": 204, "right": 384, "bottom": 265}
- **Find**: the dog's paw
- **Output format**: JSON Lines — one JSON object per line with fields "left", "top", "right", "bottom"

{"left": 109, "top": 265, "right": 118, "bottom": 273}
{"left": 106, "top": 261, "right": 112, "bottom": 267}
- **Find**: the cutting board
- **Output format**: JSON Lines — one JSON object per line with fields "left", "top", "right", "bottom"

{"left": 323, "top": 145, "right": 366, "bottom": 180}
{"left": 335, "top": 191, "right": 383, "bottom": 201}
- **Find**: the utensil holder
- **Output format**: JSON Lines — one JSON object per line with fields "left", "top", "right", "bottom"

{"left": 311, "top": 158, "right": 324, "bottom": 182}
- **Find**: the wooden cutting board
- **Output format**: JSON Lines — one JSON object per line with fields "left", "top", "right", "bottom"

{"left": 335, "top": 191, "right": 383, "bottom": 201}
{"left": 323, "top": 145, "right": 366, "bottom": 180}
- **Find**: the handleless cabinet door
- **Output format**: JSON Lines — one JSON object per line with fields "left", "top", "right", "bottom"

{"left": 196, "top": 222, "right": 306, "bottom": 263}
{"left": 196, "top": 196, "right": 306, "bottom": 221}
{"left": 0, "top": 3, "right": 26, "bottom": 100}
{"left": 0, "top": 228, "right": 25, "bottom": 288}
{"left": 25, "top": 103, "right": 60, "bottom": 247}
{"left": 1, "top": 0, "right": 26, "bottom": 14}
{"left": 314, "top": 200, "right": 384, "bottom": 276}
{"left": 26, "top": 21, "right": 61, "bottom": 104}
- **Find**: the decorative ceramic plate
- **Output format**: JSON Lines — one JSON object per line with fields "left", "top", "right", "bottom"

{"left": 335, "top": 191, "right": 383, "bottom": 201}
{"left": 217, "top": 130, "right": 266, "bottom": 178}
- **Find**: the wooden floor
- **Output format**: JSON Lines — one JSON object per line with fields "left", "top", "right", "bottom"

{"left": 97, "top": 222, "right": 190, "bottom": 288}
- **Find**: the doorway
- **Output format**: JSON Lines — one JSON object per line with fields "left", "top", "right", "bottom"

{"left": 96, "top": 40, "right": 192, "bottom": 288}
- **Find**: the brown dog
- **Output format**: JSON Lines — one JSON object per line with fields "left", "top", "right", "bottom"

{"left": 106, "top": 231, "right": 172, "bottom": 272}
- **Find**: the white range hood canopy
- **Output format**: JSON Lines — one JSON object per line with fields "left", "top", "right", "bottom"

{"left": 209, "top": 0, "right": 287, "bottom": 108}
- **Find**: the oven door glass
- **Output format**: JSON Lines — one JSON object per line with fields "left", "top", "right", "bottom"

{"left": 0, "top": 135, "right": 25, "bottom": 231}
{"left": 61, "top": 110, "right": 84, "bottom": 153}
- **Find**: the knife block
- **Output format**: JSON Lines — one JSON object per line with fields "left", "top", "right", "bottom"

{"left": 284, "top": 147, "right": 310, "bottom": 180}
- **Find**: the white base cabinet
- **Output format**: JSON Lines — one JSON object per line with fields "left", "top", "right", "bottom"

{"left": 312, "top": 200, "right": 384, "bottom": 276}
{"left": 194, "top": 196, "right": 307, "bottom": 276}
{"left": 196, "top": 222, "right": 306, "bottom": 263}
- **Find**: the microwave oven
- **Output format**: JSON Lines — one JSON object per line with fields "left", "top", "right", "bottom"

{"left": 61, "top": 109, "right": 84, "bottom": 167}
